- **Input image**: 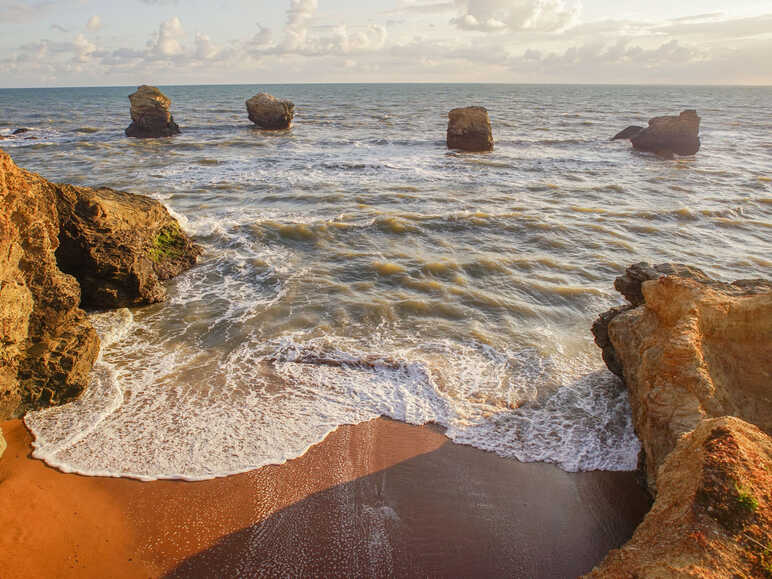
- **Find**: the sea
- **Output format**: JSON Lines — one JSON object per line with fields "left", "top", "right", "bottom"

{"left": 1, "top": 84, "right": 770, "bottom": 481}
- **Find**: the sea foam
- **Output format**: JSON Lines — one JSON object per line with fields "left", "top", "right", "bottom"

{"left": 26, "top": 317, "right": 640, "bottom": 481}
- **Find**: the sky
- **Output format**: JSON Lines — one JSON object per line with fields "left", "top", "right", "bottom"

{"left": 0, "top": 0, "right": 771, "bottom": 87}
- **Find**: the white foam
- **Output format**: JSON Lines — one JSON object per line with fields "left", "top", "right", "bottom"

{"left": 25, "top": 323, "right": 639, "bottom": 481}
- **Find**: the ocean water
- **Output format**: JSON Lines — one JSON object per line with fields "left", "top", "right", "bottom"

{"left": 2, "top": 84, "right": 770, "bottom": 481}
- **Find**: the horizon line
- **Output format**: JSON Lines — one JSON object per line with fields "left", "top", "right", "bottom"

{"left": 1, "top": 81, "right": 771, "bottom": 90}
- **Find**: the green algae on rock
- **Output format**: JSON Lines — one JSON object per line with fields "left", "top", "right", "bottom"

{"left": 56, "top": 184, "right": 202, "bottom": 309}
{"left": 0, "top": 148, "right": 200, "bottom": 419}
{"left": 586, "top": 417, "right": 772, "bottom": 578}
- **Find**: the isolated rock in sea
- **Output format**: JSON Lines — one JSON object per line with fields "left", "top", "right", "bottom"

{"left": 56, "top": 184, "right": 202, "bottom": 309}
{"left": 0, "top": 149, "right": 99, "bottom": 419}
{"left": 586, "top": 417, "right": 772, "bottom": 578}
{"left": 447, "top": 106, "right": 493, "bottom": 152}
{"left": 614, "top": 110, "right": 701, "bottom": 158}
{"left": 592, "top": 263, "right": 772, "bottom": 491}
{"left": 611, "top": 125, "right": 644, "bottom": 141}
{"left": 246, "top": 93, "right": 295, "bottom": 130}
{"left": 125, "top": 85, "right": 180, "bottom": 138}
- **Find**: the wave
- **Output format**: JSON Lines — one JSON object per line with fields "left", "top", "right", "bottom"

{"left": 25, "top": 327, "right": 640, "bottom": 481}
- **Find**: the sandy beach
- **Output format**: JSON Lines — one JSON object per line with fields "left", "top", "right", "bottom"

{"left": 1, "top": 417, "right": 650, "bottom": 577}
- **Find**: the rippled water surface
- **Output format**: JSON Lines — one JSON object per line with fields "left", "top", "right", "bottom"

{"left": 2, "top": 84, "right": 770, "bottom": 479}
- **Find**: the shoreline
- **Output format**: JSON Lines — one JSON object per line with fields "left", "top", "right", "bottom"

{"left": 1, "top": 417, "right": 650, "bottom": 577}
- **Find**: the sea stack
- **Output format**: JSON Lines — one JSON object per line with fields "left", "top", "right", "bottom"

{"left": 613, "top": 110, "right": 700, "bottom": 158}
{"left": 125, "top": 85, "right": 180, "bottom": 138}
{"left": 447, "top": 106, "right": 493, "bottom": 152}
{"left": 246, "top": 93, "right": 295, "bottom": 130}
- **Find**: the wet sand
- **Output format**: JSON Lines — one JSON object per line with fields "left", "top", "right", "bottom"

{"left": 0, "top": 417, "right": 650, "bottom": 578}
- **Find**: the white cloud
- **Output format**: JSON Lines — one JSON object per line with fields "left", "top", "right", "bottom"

{"left": 283, "top": 0, "right": 317, "bottom": 51}
{"left": 72, "top": 33, "right": 96, "bottom": 62}
{"left": 392, "top": 1, "right": 455, "bottom": 14}
{"left": 147, "top": 16, "right": 184, "bottom": 58}
{"left": 2, "top": 2, "right": 771, "bottom": 86}
{"left": 194, "top": 32, "right": 217, "bottom": 60}
{"left": 0, "top": 1, "right": 54, "bottom": 22}
{"left": 252, "top": 24, "right": 273, "bottom": 47}
{"left": 451, "top": 0, "right": 581, "bottom": 32}
{"left": 86, "top": 15, "right": 101, "bottom": 31}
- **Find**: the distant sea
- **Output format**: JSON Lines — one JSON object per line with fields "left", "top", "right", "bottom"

{"left": 1, "top": 84, "right": 770, "bottom": 480}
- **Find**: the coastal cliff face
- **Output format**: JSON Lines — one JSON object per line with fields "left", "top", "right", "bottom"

{"left": 587, "top": 417, "right": 772, "bottom": 578}
{"left": 588, "top": 264, "right": 772, "bottom": 577}
{"left": 593, "top": 263, "right": 772, "bottom": 490}
{"left": 0, "top": 149, "right": 200, "bottom": 419}
{"left": 0, "top": 150, "right": 99, "bottom": 418}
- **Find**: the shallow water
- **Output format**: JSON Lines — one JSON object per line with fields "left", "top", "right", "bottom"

{"left": 2, "top": 84, "right": 770, "bottom": 480}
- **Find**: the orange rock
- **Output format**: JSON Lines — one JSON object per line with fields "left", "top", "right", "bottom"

{"left": 0, "top": 149, "right": 99, "bottom": 419}
{"left": 125, "top": 85, "right": 180, "bottom": 138}
{"left": 0, "top": 149, "right": 200, "bottom": 419}
{"left": 586, "top": 417, "right": 772, "bottom": 578}
{"left": 447, "top": 106, "right": 493, "bottom": 152}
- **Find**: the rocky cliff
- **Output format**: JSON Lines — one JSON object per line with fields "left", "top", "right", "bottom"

{"left": 587, "top": 417, "right": 772, "bottom": 578}
{"left": 0, "top": 150, "right": 99, "bottom": 418}
{"left": 0, "top": 149, "right": 200, "bottom": 420}
{"left": 588, "top": 264, "right": 772, "bottom": 577}
{"left": 592, "top": 263, "right": 772, "bottom": 491}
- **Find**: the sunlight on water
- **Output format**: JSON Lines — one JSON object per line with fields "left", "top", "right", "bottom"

{"left": 4, "top": 83, "right": 769, "bottom": 479}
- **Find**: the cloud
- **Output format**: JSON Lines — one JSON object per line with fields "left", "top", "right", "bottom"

{"left": 86, "top": 15, "right": 101, "bottom": 31}
{"left": 50, "top": 23, "right": 68, "bottom": 32}
{"left": 147, "top": 16, "right": 184, "bottom": 58}
{"left": 451, "top": 0, "right": 581, "bottom": 32}
{"left": 251, "top": 23, "right": 273, "bottom": 47}
{"left": 391, "top": 1, "right": 454, "bottom": 14}
{"left": 655, "top": 13, "right": 772, "bottom": 39}
{"left": 194, "top": 32, "right": 217, "bottom": 60}
{"left": 668, "top": 12, "right": 723, "bottom": 23}
{"left": 0, "top": 0, "right": 53, "bottom": 22}
{"left": 72, "top": 33, "right": 96, "bottom": 62}
{"left": 283, "top": 0, "right": 317, "bottom": 50}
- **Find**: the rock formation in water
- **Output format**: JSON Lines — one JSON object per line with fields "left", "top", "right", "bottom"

{"left": 56, "top": 184, "right": 202, "bottom": 308}
{"left": 611, "top": 125, "right": 644, "bottom": 141}
{"left": 246, "top": 93, "right": 295, "bottom": 130}
{"left": 586, "top": 417, "right": 772, "bottom": 578}
{"left": 12, "top": 128, "right": 29, "bottom": 135}
{"left": 125, "top": 85, "right": 180, "bottom": 138}
{"left": 0, "top": 148, "right": 200, "bottom": 419}
{"left": 592, "top": 262, "right": 772, "bottom": 491}
{"left": 447, "top": 106, "right": 493, "bottom": 152}
{"left": 613, "top": 110, "right": 701, "bottom": 158}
